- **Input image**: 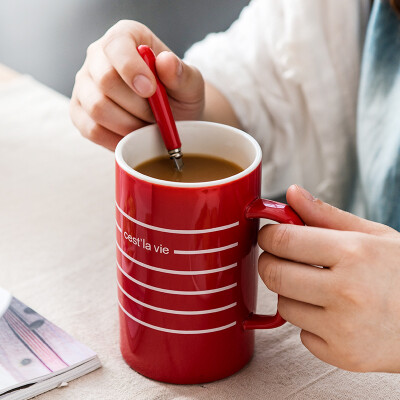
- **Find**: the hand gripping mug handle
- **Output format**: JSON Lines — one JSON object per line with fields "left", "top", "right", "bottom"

{"left": 243, "top": 198, "right": 304, "bottom": 330}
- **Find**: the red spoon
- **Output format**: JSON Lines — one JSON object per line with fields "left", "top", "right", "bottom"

{"left": 137, "top": 45, "right": 183, "bottom": 171}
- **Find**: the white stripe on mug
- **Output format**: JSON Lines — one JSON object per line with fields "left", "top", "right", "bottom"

{"left": 116, "top": 201, "right": 239, "bottom": 234}
{"left": 118, "top": 300, "right": 237, "bottom": 335}
{"left": 116, "top": 220, "right": 122, "bottom": 233}
{"left": 116, "top": 240, "right": 238, "bottom": 275}
{"left": 118, "top": 280, "right": 237, "bottom": 315}
{"left": 117, "top": 261, "right": 237, "bottom": 295}
{"left": 174, "top": 242, "right": 238, "bottom": 255}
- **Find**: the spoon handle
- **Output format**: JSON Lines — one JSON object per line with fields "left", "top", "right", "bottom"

{"left": 137, "top": 45, "right": 181, "bottom": 151}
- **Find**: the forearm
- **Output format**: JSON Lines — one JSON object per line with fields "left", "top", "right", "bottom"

{"left": 201, "top": 82, "right": 242, "bottom": 130}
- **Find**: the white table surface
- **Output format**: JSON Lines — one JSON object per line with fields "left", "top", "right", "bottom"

{"left": 1, "top": 72, "right": 400, "bottom": 400}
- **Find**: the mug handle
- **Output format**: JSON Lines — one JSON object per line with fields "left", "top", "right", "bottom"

{"left": 243, "top": 198, "right": 304, "bottom": 330}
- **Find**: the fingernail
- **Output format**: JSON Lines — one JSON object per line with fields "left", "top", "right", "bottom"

{"left": 132, "top": 74, "right": 153, "bottom": 96}
{"left": 175, "top": 56, "right": 183, "bottom": 77}
{"left": 296, "top": 185, "right": 314, "bottom": 201}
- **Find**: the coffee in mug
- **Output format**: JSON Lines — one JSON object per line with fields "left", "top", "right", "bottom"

{"left": 134, "top": 154, "right": 243, "bottom": 182}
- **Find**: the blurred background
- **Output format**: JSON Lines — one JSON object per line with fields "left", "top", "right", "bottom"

{"left": 0, "top": 0, "right": 248, "bottom": 97}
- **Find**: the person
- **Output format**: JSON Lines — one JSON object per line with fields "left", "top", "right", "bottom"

{"left": 69, "top": 0, "right": 400, "bottom": 373}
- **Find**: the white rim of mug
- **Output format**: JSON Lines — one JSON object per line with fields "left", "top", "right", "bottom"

{"left": 115, "top": 121, "right": 262, "bottom": 188}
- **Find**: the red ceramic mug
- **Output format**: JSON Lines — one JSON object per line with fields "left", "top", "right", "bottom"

{"left": 115, "top": 121, "right": 303, "bottom": 384}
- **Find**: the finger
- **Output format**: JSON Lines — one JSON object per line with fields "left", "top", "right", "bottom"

{"left": 156, "top": 51, "right": 204, "bottom": 106}
{"left": 299, "top": 330, "right": 357, "bottom": 371}
{"left": 258, "top": 252, "right": 331, "bottom": 306}
{"left": 286, "top": 185, "right": 396, "bottom": 237}
{"left": 86, "top": 45, "right": 154, "bottom": 122}
{"left": 300, "top": 330, "right": 332, "bottom": 366}
{"left": 102, "top": 29, "right": 157, "bottom": 97}
{"left": 278, "top": 296, "right": 326, "bottom": 337}
{"left": 70, "top": 98, "right": 121, "bottom": 150}
{"left": 258, "top": 223, "right": 359, "bottom": 267}
{"left": 74, "top": 73, "right": 147, "bottom": 135}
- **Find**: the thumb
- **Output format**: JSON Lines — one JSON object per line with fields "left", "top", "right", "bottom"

{"left": 155, "top": 51, "right": 204, "bottom": 107}
{"left": 286, "top": 185, "right": 395, "bottom": 236}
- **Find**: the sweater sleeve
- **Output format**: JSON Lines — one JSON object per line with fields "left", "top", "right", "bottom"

{"left": 184, "top": 0, "right": 370, "bottom": 205}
